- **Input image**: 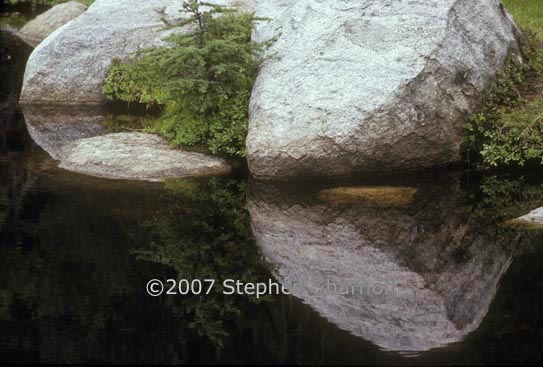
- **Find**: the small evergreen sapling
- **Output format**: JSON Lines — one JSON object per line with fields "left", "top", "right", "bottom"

{"left": 103, "top": 0, "right": 272, "bottom": 157}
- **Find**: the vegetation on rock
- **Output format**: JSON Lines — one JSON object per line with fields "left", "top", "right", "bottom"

{"left": 102, "top": 1, "right": 271, "bottom": 157}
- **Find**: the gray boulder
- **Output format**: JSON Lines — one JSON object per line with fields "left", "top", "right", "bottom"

{"left": 17, "top": 1, "right": 87, "bottom": 47}
{"left": 247, "top": 0, "right": 521, "bottom": 178}
{"left": 22, "top": 106, "right": 231, "bottom": 181}
{"left": 60, "top": 132, "right": 231, "bottom": 181}
{"left": 19, "top": 0, "right": 245, "bottom": 105}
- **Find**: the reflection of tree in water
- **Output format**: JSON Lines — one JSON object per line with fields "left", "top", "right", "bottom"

{"left": 0, "top": 174, "right": 192, "bottom": 363}
{"left": 0, "top": 171, "right": 291, "bottom": 363}
{"left": 1, "top": 167, "right": 542, "bottom": 363}
{"left": 0, "top": 29, "right": 42, "bottom": 243}
{"left": 0, "top": 163, "right": 39, "bottom": 244}
{"left": 467, "top": 175, "right": 543, "bottom": 225}
{"left": 0, "top": 98, "right": 47, "bottom": 246}
{"left": 135, "top": 177, "right": 275, "bottom": 349}
{"left": 466, "top": 174, "right": 543, "bottom": 254}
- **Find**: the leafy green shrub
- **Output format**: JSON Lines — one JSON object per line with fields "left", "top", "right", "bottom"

{"left": 464, "top": 31, "right": 543, "bottom": 167}
{"left": 102, "top": 58, "right": 162, "bottom": 107}
{"left": 102, "top": 1, "right": 271, "bottom": 157}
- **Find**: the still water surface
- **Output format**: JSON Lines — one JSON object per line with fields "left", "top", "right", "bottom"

{"left": 1, "top": 27, "right": 543, "bottom": 365}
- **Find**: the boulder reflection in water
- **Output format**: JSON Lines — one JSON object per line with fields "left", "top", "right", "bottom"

{"left": 247, "top": 177, "right": 513, "bottom": 352}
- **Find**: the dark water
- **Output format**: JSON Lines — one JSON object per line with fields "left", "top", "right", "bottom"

{"left": 1, "top": 24, "right": 543, "bottom": 365}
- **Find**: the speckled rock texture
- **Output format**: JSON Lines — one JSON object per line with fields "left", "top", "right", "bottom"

{"left": 247, "top": 0, "right": 521, "bottom": 178}
{"left": 17, "top": 1, "right": 87, "bottom": 47}
{"left": 60, "top": 132, "right": 231, "bottom": 181}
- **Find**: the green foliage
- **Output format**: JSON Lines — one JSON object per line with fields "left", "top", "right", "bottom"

{"left": 464, "top": 31, "right": 543, "bottom": 167}
{"left": 102, "top": 58, "right": 163, "bottom": 107}
{"left": 102, "top": 1, "right": 271, "bottom": 157}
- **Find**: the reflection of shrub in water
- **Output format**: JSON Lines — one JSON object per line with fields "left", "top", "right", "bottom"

{"left": 100, "top": 114, "right": 155, "bottom": 134}
{"left": 0, "top": 186, "right": 7, "bottom": 233}
{"left": 135, "top": 177, "right": 273, "bottom": 349}
{"left": 468, "top": 175, "right": 543, "bottom": 225}
{"left": 466, "top": 175, "right": 543, "bottom": 255}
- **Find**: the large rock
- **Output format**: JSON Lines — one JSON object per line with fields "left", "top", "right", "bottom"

{"left": 60, "top": 132, "right": 231, "bottom": 181}
{"left": 19, "top": 0, "right": 246, "bottom": 105}
{"left": 247, "top": 178, "right": 513, "bottom": 352}
{"left": 17, "top": 1, "right": 87, "bottom": 47}
{"left": 247, "top": 0, "right": 521, "bottom": 179}
{"left": 22, "top": 106, "right": 231, "bottom": 181}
